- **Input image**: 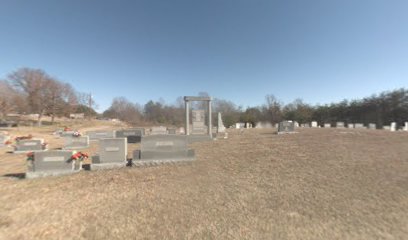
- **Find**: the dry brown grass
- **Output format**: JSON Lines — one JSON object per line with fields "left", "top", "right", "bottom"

{"left": 0, "top": 125, "right": 408, "bottom": 239}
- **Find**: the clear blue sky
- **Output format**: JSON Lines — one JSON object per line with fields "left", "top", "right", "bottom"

{"left": 1, "top": 0, "right": 407, "bottom": 112}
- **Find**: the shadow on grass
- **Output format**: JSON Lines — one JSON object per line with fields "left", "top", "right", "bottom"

{"left": 3, "top": 173, "right": 26, "bottom": 179}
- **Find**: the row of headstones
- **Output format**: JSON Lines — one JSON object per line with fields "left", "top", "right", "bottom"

{"left": 26, "top": 134, "right": 195, "bottom": 179}
{"left": 276, "top": 121, "right": 408, "bottom": 133}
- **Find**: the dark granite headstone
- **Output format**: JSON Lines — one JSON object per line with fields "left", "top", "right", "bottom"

{"left": 115, "top": 128, "right": 144, "bottom": 143}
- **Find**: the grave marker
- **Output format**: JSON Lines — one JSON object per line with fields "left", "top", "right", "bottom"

{"left": 278, "top": 121, "right": 295, "bottom": 134}
{"left": 14, "top": 139, "right": 47, "bottom": 153}
{"left": 133, "top": 135, "right": 195, "bottom": 166}
{"left": 115, "top": 128, "right": 144, "bottom": 143}
{"left": 92, "top": 138, "right": 127, "bottom": 170}
{"left": 311, "top": 121, "right": 318, "bottom": 128}
{"left": 390, "top": 122, "right": 397, "bottom": 132}
{"left": 336, "top": 122, "right": 345, "bottom": 128}
{"left": 150, "top": 126, "right": 167, "bottom": 135}
{"left": 26, "top": 150, "right": 78, "bottom": 179}
{"left": 86, "top": 130, "right": 116, "bottom": 141}
{"left": 63, "top": 136, "right": 89, "bottom": 150}
{"left": 368, "top": 123, "right": 376, "bottom": 130}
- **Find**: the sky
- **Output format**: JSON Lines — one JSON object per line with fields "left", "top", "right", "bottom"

{"left": 1, "top": 0, "right": 407, "bottom": 112}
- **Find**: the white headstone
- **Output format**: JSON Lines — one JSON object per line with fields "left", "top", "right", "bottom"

{"left": 390, "top": 122, "right": 397, "bottom": 132}
{"left": 324, "top": 123, "right": 331, "bottom": 128}
{"left": 217, "top": 112, "right": 226, "bottom": 133}
{"left": 404, "top": 122, "right": 408, "bottom": 131}
{"left": 311, "top": 121, "right": 318, "bottom": 128}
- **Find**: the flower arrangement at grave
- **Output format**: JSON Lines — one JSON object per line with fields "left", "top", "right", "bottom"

{"left": 70, "top": 151, "right": 88, "bottom": 162}
{"left": 26, "top": 152, "right": 35, "bottom": 162}
{"left": 72, "top": 131, "right": 82, "bottom": 137}
{"left": 63, "top": 127, "right": 72, "bottom": 132}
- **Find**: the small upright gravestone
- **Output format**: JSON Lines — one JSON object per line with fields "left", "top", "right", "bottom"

{"left": 133, "top": 135, "right": 195, "bottom": 166}
{"left": 63, "top": 136, "right": 89, "bottom": 150}
{"left": 167, "top": 128, "right": 177, "bottom": 134}
{"left": 390, "top": 122, "right": 397, "bottom": 132}
{"left": 324, "top": 123, "right": 331, "bottom": 128}
{"left": 404, "top": 122, "right": 408, "bottom": 131}
{"left": 192, "top": 110, "right": 207, "bottom": 134}
{"left": 354, "top": 123, "right": 365, "bottom": 129}
{"left": 92, "top": 138, "right": 128, "bottom": 170}
{"left": 115, "top": 128, "right": 144, "bottom": 143}
{"left": 311, "top": 121, "right": 318, "bottom": 128}
{"left": 278, "top": 121, "right": 295, "bottom": 134}
{"left": 347, "top": 123, "right": 354, "bottom": 129}
{"left": 14, "top": 139, "right": 47, "bottom": 153}
{"left": 26, "top": 150, "right": 79, "bottom": 179}
{"left": 368, "top": 123, "right": 376, "bottom": 130}
{"left": 336, "top": 122, "right": 345, "bottom": 128}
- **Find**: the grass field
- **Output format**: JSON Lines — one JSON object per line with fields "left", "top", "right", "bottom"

{"left": 0, "top": 125, "right": 407, "bottom": 239}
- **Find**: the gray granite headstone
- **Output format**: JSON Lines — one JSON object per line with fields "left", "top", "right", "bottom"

{"left": 115, "top": 128, "right": 144, "bottom": 143}
{"left": 15, "top": 139, "right": 46, "bottom": 153}
{"left": 26, "top": 150, "right": 77, "bottom": 178}
{"left": 63, "top": 136, "right": 89, "bottom": 150}
{"left": 92, "top": 138, "right": 127, "bottom": 170}
{"left": 150, "top": 126, "right": 167, "bottom": 135}
{"left": 134, "top": 135, "right": 195, "bottom": 165}
{"left": 86, "top": 130, "right": 116, "bottom": 141}
{"left": 278, "top": 121, "right": 295, "bottom": 134}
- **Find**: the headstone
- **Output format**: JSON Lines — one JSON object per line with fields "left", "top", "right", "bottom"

{"left": 404, "top": 122, "right": 408, "bottom": 131}
{"left": 324, "top": 123, "right": 331, "bottom": 128}
{"left": 294, "top": 121, "right": 299, "bottom": 128}
{"left": 311, "top": 121, "right": 318, "bottom": 128}
{"left": 354, "top": 123, "right": 365, "bottom": 129}
{"left": 235, "top": 123, "right": 240, "bottom": 129}
{"left": 86, "top": 130, "right": 116, "bottom": 141}
{"left": 255, "top": 122, "right": 262, "bottom": 128}
{"left": 133, "top": 135, "right": 195, "bottom": 166}
{"left": 92, "top": 138, "right": 127, "bottom": 170}
{"left": 368, "top": 123, "right": 376, "bottom": 130}
{"left": 26, "top": 150, "right": 78, "bottom": 179}
{"left": 192, "top": 110, "right": 207, "bottom": 134}
{"left": 336, "top": 122, "right": 345, "bottom": 128}
{"left": 278, "top": 121, "right": 295, "bottom": 134}
{"left": 264, "top": 122, "right": 273, "bottom": 128}
{"left": 69, "top": 113, "right": 85, "bottom": 119}
{"left": 60, "top": 131, "right": 76, "bottom": 137}
{"left": 115, "top": 128, "right": 144, "bottom": 143}
{"left": 178, "top": 127, "right": 185, "bottom": 134}
{"left": 167, "top": 128, "right": 177, "bottom": 134}
{"left": 217, "top": 112, "right": 226, "bottom": 133}
{"left": 63, "top": 136, "right": 90, "bottom": 149}
{"left": 383, "top": 125, "right": 391, "bottom": 130}
{"left": 14, "top": 139, "right": 46, "bottom": 153}
{"left": 150, "top": 126, "right": 167, "bottom": 135}
{"left": 347, "top": 123, "right": 354, "bottom": 129}
{"left": 302, "top": 123, "right": 310, "bottom": 128}
{"left": 390, "top": 122, "right": 397, "bottom": 132}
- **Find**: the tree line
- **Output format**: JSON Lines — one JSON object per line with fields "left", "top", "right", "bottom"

{"left": 102, "top": 88, "right": 408, "bottom": 128}
{"left": 0, "top": 68, "right": 96, "bottom": 125}
{"left": 2, "top": 67, "right": 407, "bottom": 128}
